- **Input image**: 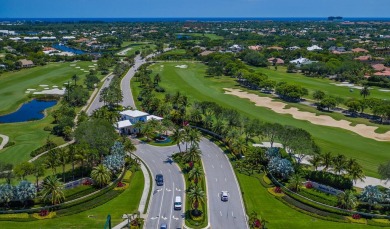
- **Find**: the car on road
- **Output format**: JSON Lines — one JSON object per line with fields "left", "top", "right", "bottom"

{"left": 160, "top": 223, "right": 167, "bottom": 229}
{"left": 221, "top": 191, "right": 229, "bottom": 201}
{"left": 174, "top": 196, "right": 182, "bottom": 210}
{"left": 156, "top": 174, "right": 164, "bottom": 186}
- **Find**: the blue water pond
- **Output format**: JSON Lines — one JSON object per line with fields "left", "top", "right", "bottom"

{"left": 0, "top": 99, "right": 57, "bottom": 123}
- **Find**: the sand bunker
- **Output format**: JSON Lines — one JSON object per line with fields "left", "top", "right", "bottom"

{"left": 175, "top": 65, "right": 188, "bottom": 69}
{"left": 33, "top": 88, "right": 65, "bottom": 95}
{"left": 26, "top": 89, "right": 36, "bottom": 91}
{"left": 39, "top": 84, "right": 48, "bottom": 87}
{"left": 379, "top": 89, "right": 390, "bottom": 92}
{"left": 224, "top": 88, "right": 390, "bottom": 141}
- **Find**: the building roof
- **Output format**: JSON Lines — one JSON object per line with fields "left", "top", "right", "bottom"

{"left": 268, "top": 58, "right": 284, "bottom": 64}
{"left": 354, "top": 55, "right": 371, "bottom": 61}
{"left": 147, "top": 115, "right": 163, "bottom": 121}
{"left": 117, "top": 120, "right": 133, "bottom": 129}
{"left": 307, "top": 45, "right": 323, "bottom": 51}
{"left": 120, "top": 110, "right": 149, "bottom": 118}
{"left": 19, "top": 59, "right": 34, "bottom": 66}
{"left": 248, "top": 45, "right": 263, "bottom": 51}
{"left": 267, "top": 46, "right": 283, "bottom": 50}
{"left": 199, "top": 50, "right": 214, "bottom": 56}
{"left": 352, "top": 48, "right": 369, "bottom": 53}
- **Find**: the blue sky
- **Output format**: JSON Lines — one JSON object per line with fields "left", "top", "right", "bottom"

{"left": 0, "top": 0, "right": 389, "bottom": 18}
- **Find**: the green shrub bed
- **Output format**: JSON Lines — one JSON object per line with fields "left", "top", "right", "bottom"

{"left": 298, "top": 188, "right": 338, "bottom": 207}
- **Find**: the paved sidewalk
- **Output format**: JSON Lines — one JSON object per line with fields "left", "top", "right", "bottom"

{"left": 0, "top": 134, "right": 9, "bottom": 150}
{"left": 112, "top": 154, "right": 151, "bottom": 229}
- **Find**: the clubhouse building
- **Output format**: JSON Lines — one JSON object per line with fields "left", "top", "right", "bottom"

{"left": 116, "top": 110, "right": 163, "bottom": 135}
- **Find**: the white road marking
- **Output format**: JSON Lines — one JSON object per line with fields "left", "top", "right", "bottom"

{"left": 169, "top": 169, "right": 171, "bottom": 173}
{"left": 157, "top": 188, "right": 163, "bottom": 192}
{"left": 166, "top": 188, "right": 171, "bottom": 192}
{"left": 168, "top": 182, "right": 175, "bottom": 227}
{"left": 215, "top": 178, "right": 218, "bottom": 182}
{"left": 176, "top": 188, "right": 181, "bottom": 191}
{"left": 225, "top": 177, "right": 227, "bottom": 182}
{"left": 232, "top": 211, "right": 234, "bottom": 217}
{"left": 221, "top": 164, "right": 223, "bottom": 168}
{"left": 220, "top": 211, "right": 222, "bottom": 216}
{"left": 157, "top": 184, "right": 166, "bottom": 227}
{"left": 151, "top": 216, "right": 159, "bottom": 220}
{"left": 161, "top": 216, "right": 167, "bottom": 220}
{"left": 212, "top": 165, "right": 214, "bottom": 168}
{"left": 172, "top": 215, "right": 179, "bottom": 220}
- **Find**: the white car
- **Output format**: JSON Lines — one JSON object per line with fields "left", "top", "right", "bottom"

{"left": 221, "top": 191, "right": 228, "bottom": 201}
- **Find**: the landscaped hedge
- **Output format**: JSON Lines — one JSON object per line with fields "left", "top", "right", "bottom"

{"left": 30, "top": 141, "right": 57, "bottom": 157}
{"left": 304, "top": 170, "right": 353, "bottom": 190}
{"left": 298, "top": 188, "right": 338, "bottom": 207}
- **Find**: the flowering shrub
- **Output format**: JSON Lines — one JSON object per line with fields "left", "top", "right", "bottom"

{"left": 352, "top": 214, "right": 361, "bottom": 220}
{"left": 305, "top": 182, "right": 313, "bottom": 189}
{"left": 253, "top": 219, "right": 262, "bottom": 228}
{"left": 83, "top": 180, "right": 93, "bottom": 186}
{"left": 39, "top": 210, "right": 49, "bottom": 217}
{"left": 268, "top": 157, "right": 294, "bottom": 180}
{"left": 274, "top": 187, "right": 282, "bottom": 193}
{"left": 117, "top": 182, "right": 125, "bottom": 187}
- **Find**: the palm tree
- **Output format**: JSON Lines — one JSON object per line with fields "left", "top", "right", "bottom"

{"left": 188, "top": 128, "right": 201, "bottom": 148}
{"left": 309, "top": 154, "right": 322, "bottom": 171}
{"left": 320, "top": 152, "right": 333, "bottom": 171}
{"left": 75, "top": 145, "right": 88, "bottom": 178}
{"left": 288, "top": 173, "right": 303, "bottom": 192}
{"left": 212, "top": 119, "right": 226, "bottom": 136}
{"left": 337, "top": 190, "right": 358, "bottom": 210}
{"left": 184, "top": 145, "right": 202, "bottom": 165}
{"left": 333, "top": 154, "right": 347, "bottom": 175}
{"left": 189, "top": 166, "right": 204, "bottom": 186}
{"left": 68, "top": 145, "right": 77, "bottom": 181}
{"left": 32, "top": 163, "right": 45, "bottom": 191}
{"left": 41, "top": 176, "right": 65, "bottom": 205}
{"left": 360, "top": 86, "right": 370, "bottom": 99}
{"left": 187, "top": 186, "right": 205, "bottom": 216}
{"left": 224, "top": 128, "right": 240, "bottom": 147}
{"left": 346, "top": 159, "right": 365, "bottom": 184}
{"left": 44, "top": 149, "right": 59, "bottom": 175}
{"left": 57, "top": 148, "right": 69, "bottom": 183}
{"left": 91, "top": 164, "right": 112, "bottom": 188}
{"left": 172, "top": 127, "right": 185, "bottom": 153}
{"left": 230, "top": 138, "right": 248, "bottom": 157}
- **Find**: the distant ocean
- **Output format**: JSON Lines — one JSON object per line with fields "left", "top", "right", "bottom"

{"left": 1, "top": 17, "right": 390, "bottom": 22}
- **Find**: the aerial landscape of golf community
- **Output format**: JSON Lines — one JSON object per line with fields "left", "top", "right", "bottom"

{"left": 1, "top": 0, "right": 390, "bottom": 228}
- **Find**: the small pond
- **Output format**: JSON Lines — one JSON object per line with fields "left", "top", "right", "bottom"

{"left": 0, "top": 99, "right": 57, "bottom": 123}
{"left": 52, "top": 43, "right": 86, "bottom": 54}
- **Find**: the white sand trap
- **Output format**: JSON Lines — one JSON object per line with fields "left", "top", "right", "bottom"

{"left": 93, "top": 64, "right": 97, "bottom": 66}
{"left": 33, "top": 88, "right": 65, "bottom": 95}
{"left": 175, "top": 65, "right": 188, "bottom": 69}
{"left": 70, "top": 64, "right": 76, "bottom": 66}
{"left": 64, "top": 82, "right": 69, "bottom": 85}
{"left": 52, "top": 85, "right": 58, "bottom": 88}
{"left": 88, "top": 65, "right": 94, "bottom": 68}
{"left": 39, "top": 84, "right": 48, "bottom": 87}
{"left": 25, "top": 91, "right": 30, "bottom": 93}
{"left": 379, "top": 89, "right": 390, "bottom": 92}
{"left": 333, "top": 83, "right": 355, "bottom": 87}
{"left": 224, "top": 88, "right": 390, "bottom": 141}
{"left": 75, "top": 66, "right": 80, "bottom": 68}
{"left": 84, "top": 71, "right": 89, "bottom": 73}
{"left": 26, "top": 89, "right": 36, "bottom": 91}
{"left": 44, "top": 87, "right": 50, "bottom": 90}
{"left": 160, "top": 65, "right": 164, "bottom": 67}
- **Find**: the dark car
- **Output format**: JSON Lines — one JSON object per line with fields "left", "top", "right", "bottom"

{"left": 156, "top": 174, "right": 164, "bottom": 186}
{"left": 160, "top": 223, "right": 167, "bottom": 229}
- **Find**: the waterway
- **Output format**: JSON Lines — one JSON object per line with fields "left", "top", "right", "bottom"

{"left": 52, "top": 43, "right": 85, "bottom": 54}
{"left": 0, "top": 99, "right": 57, "bottom": 123}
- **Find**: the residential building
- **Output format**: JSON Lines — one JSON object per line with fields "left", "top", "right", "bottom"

{"left": 268, "top": 57, "right": 284, "bottom": 65}
{"left": 19, "top": 59, "right": 34, "bottom": 68}
{"left": 289, "top": 57, "right": 316, "bottom": 66}
{"left": 116, "top": 110, "right": 163, "bottom": 135}
{"left": 352, "top": 48, "right": 369, "bottom": 53}
{"left": 307, "top": 45, "right": 323, "bottom": 51}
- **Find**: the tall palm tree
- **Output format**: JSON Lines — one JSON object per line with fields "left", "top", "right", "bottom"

{"left": 57, "top": 148, "right": 69, "bottom": 183}
{"left": 184, "top": 145, "right": 202, "bottom": 165}
{"left": 44, "top": 149, "right": 59, "bottom": 175}
{"left": 41, "top": 176, "right": 65, "bottom": 205}
{"left": 68, "top": 145, "right": 77, "bottom": 181}
{"left": 309, "top": 154, "right": 322, "bottom": 171}
{"left": 75, "top": 145, "right": 88, "bottom": 178}
{"left": 212, "top": 119, "right": 226, "bottom": 136}
{"left": 172, "top": 127, "right": 185, "bottom": 153}
{"left": 231, "top": 138, "right": 248, "bottom": 157}
{"left": 91, "top": 164, "right": 112, "bottom": 188}
{"left": 188, "top": 128, "right": 201, "bottom": 148}
{"left": 224, "top": 128, "right": 241, "bottom": 147}
{"left": 187, "top": 186, "right": 205, "bottom": 216}
{"left": 360, "top": 86, "right": 370, "bottom": 99}
{"left": 337, "top": 190, "right": 358, "bottom": 210}
{"left": 346, "top": 159, "right": 365, "bottom": 184}
{"left": 320, "top": 152, "right": 333, "bottom": 171}
{"left": 189, "top": 166, "right": 204, "bottom": 186}
{"left": 32, "top": 163, "right": 45, "bottom": 191}
{"left": 333, "top": 154, "right": 347, "bottom": 175}
{"left": 288, "top": 172, "right": 303, "bottom": 192}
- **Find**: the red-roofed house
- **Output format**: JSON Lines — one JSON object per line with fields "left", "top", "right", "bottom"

{"left": 267, "top": 58, "right": 284, "bottom": 65}
{"left": 354, "top": 55, "right": 371, "bottom": 62}
{"left": 248, "top": 45, "right": 263, "bottom": 51}
{"left": 267, "top": 46, "right": 283, "bottom": 51}
{"left": 352, "top": 48, "right": 369, "bottom": 53}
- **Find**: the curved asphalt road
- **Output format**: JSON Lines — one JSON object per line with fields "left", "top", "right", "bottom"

{"left": 86, "top": 74, "right": 114, "bottom": 115}
{"left": 200, "top": 138, "right": 248, "bottom": 229}
{"left": 135, "top": 143, "right": 185, "bottom": 229}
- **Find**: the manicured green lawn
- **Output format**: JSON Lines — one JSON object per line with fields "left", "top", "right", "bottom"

{"left": 164, "top": 49, "right": 186, "bottom": 55}
{"left": 237, "top": 172, "right": 381, "bottom": 229}
{"left": 0, "top": 107, "right": 65, "bottom": 165}
{"left": 176, "top": 33, "right": 223, "bottom": 40}
{"left": 254, "top": 66, "right": 390, "bottom": 101}
{"left": 138, "top": 62, "right": 390, "bottom": 177}
{"left": 117, "top": 42, "right": 157, "bottom": 56}
{"left": 0, "top": 61, "right": 97, "bottom": 115}
{"left": 0, "top": 170, "right": 144, "bottom": 229}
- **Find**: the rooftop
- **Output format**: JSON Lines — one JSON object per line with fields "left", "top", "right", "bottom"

{"left": 120, "top": 110, "right": 149, "bottom": 118}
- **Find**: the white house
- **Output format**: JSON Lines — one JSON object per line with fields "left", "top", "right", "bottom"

{"left": 289, "top": 57, "right": 317, "bottom": 67}
{"left": 307, "top": 45, "right": 323, "bottom": 51}
{"left": 116, "top": 110, "right": 163, "bottom": 135}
